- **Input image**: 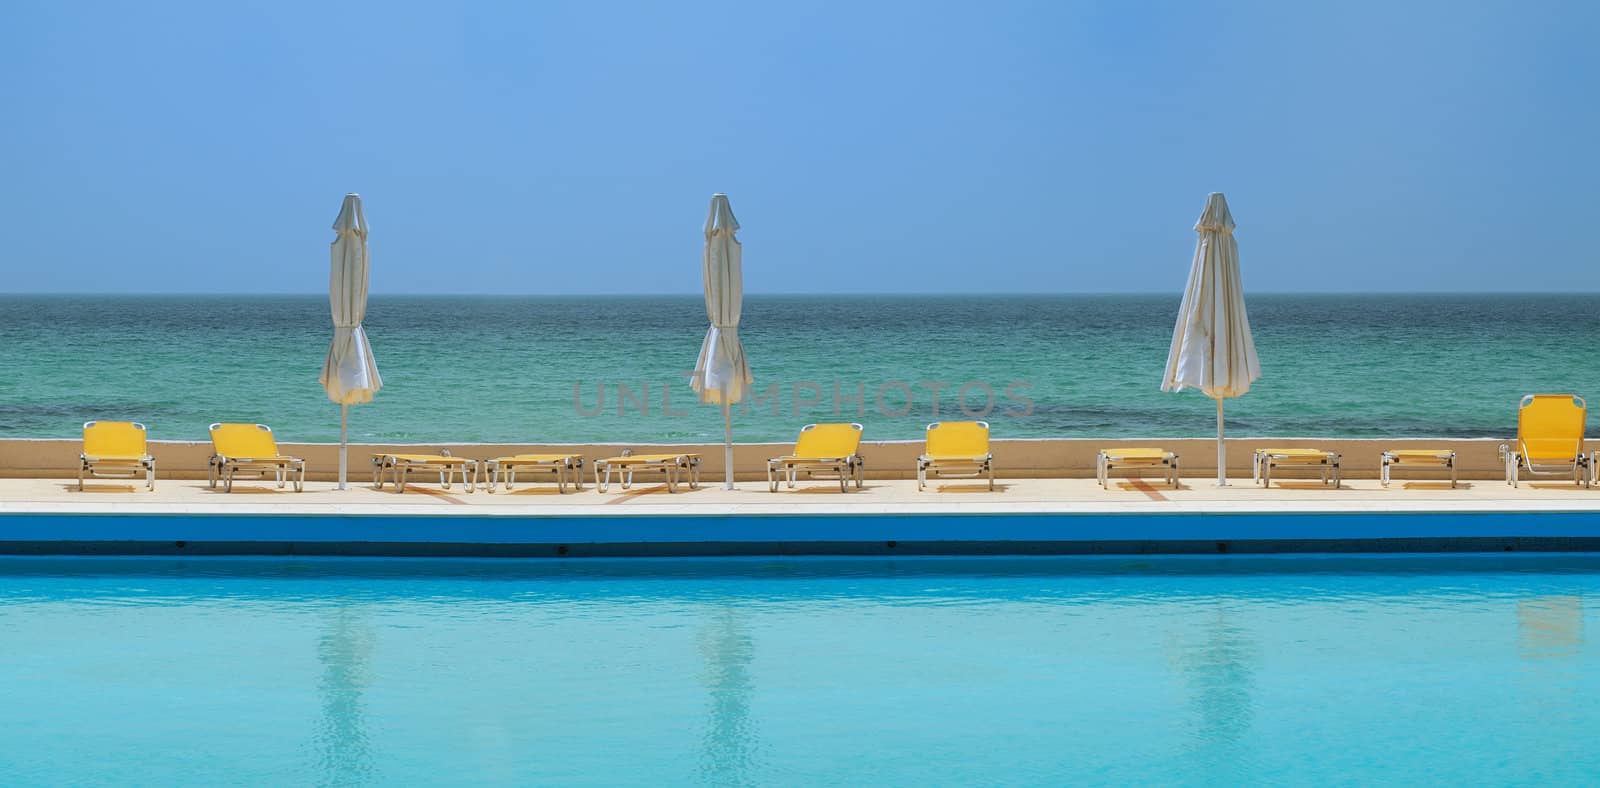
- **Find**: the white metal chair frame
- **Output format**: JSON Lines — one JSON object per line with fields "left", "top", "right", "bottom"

{"left": 1500, "top": 395, "right": 1590, "bottom": 488}
{"left": 1253, "top": 450, "right": 1341, "bottom": 488}
{"left": 1380, "top": 450, "right": 1456, "bottom": 488}
{"left": 370, "top": 452, "right": 479, "bottom": 493}
{"left": 206, "top": 423, "right": 306, "bottom": 493}
{"left": 78, "top": 420, "right": 156, "bottom": 491}
{"left": 1096, "top": 451, "right": 1179, "bottom": 488}
{"left": 594, "top": 452, "right": 702, "bottom": 493}
{"left": 766, "top": 423, "right": 866, "bottom": 493}
{"left": 916, "top": 421, "right": 995, "bottom": 491}
{"left": 485, "top": 456, "right": 584, "bottom": 493}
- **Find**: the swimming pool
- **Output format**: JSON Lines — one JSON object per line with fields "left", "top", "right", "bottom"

{"left": 2, "top": 555, "right": 1597, "bottom": 785}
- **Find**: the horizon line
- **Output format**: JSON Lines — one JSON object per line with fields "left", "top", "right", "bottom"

{"left": 3, "top": 290, "right": 1599, "bottom": 298}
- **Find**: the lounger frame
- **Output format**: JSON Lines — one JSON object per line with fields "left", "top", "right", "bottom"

{"left": 485, "top": 455, "right": 585, "bottom": 493}
{"left": 1380, "top": 450, "right": 1456, "bottom": 488}
{"left": 78, "top": 420, "right": 156, "bottom": 491}
{"left": 917, "top": 421, "right": 995, "bottom": 491}
{"left": 1502, "top": 395, "right": 1589, "bottom": 488}
{"left": 207, "top": 423, "right": 306, "bottom": 493}
{"left": 766, "top": 423, "right": 866, "bottom": 492}
{"left": 594, "top": 453, "right": 702, "bottom": 493}
{"left": 1096, "top": 450, "right": 1179, "bottom": 488}
{"left": 1253, "top": 449, "right": 1341, "bottom": 488}
{"left": 370, "top": 453, "right": 479, "bottom": 493}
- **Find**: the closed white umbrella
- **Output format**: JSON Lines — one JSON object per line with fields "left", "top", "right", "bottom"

{"left": 691, "top": 194, "right": 753, "bottom": 490}
{"left": 1161, "top": 192, "right": 1260, "bottom": 486}
{"left": 320, "top": 193, "right": 383, "bottom": 490}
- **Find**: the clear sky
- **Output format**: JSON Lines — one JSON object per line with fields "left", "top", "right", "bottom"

{"left": 2, "top": 0, "right": 1595, "bottom": 295}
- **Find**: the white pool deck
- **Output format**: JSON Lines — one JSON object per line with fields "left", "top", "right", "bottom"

{"left": 4, "top": 474, "right": 1599, "bottom": 516}
{"left": 7, "top": 474, "right": 1600, "bottom": 556}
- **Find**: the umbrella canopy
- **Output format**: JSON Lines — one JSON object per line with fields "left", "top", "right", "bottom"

{"left": 320, "top": 193, "right": 382, "bottom": 489}
{"left": 1161, "top": 192, "right": 1260, "bottom": 485}
{"left": 691, "top": 194, "right": 753, "bottom": 489}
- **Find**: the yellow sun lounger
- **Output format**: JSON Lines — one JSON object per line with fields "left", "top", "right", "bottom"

{"left": 767, "top": 423, "right": 865, "bottom": 492}
{"left": 79, "top": 420, "right": 156, "bottom": 491}
{"left": 484, "top": 454, "right": 584, "bottom": 493}
{"left": 1380, "top": 449, "right": 1456, "bottom": 488}
{"left": 917, "top": 421, "right": 994, "bottom": 491}
{"left": 593, "top": 452, "right": 701, "bottom": 493}
{"left": 1253, "top": 448, "right": 1341, "bottom": 488}
{"left": 370, "top": 452, "right": 478, "bottom": 493}
{"left": 1096, "top": 448, "right": 1179, "bottom": 488}
{"left": 208, "top": 423, "right": 306, "bottom": 493}
{"left": 1503, "top": 394, "right": 1588, "bottom": 488}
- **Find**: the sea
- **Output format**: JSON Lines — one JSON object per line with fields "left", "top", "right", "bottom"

{"left": 1, "top": 294, "right": 1596, "bottom": 444}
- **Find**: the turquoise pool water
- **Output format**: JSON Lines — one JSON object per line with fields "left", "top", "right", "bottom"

{"left": 2, "top": 555, "right": 1597, "bottom": 785}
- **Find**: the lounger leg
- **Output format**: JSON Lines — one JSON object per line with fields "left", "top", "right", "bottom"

{"left": 78, "top": 463, "right": 85, "bottom": 492}
{"left": 147, "top": 461, "right": 156, "bottom": 491}
{"left": 1450, "top": 458, "right": 1457, "bottom": 489}
{"left": 917, "top": 462, "right": 926, "bottom": 491}
{"left": 987, "top": 461, "right": 995, "bottom": 491}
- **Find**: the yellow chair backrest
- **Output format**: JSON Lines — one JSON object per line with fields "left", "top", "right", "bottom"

{"left": 83, "top": 421, "right": 148, "bottom": 458}
{"left": 1518, "top": 394, "right": 1585, "bottom": 461}
{"left": 793, "top": 423, "right": 864, "bottom": 458}
{"left": 210, "top": 423, "right": 281, "bottom": 458}
{"left": 926, "top": 421, "right": 990, "bottom": 457}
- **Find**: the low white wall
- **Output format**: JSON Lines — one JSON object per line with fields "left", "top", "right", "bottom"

{"left": 0, "top": 437, "right": 1509, "bottom": 482}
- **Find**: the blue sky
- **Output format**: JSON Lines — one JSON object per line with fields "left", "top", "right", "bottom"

{"left": 2, "top": 0, "right": 1595, "bottom": 294}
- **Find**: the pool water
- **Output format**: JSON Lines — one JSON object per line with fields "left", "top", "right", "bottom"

{"left": 2, "top": 555, "right": 1597, "bottom": 785}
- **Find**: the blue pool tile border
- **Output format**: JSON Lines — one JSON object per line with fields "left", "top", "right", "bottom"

{"left": 3, "top": 510, "right": 1600, "bottom": 556}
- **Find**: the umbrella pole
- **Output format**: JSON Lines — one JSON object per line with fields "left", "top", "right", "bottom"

{"left": 722, "top": 398, "right": 734, "bottom": 490}
{"left": 339, "top": 403, "right": 349, "bottom": 491}
{"left": 1215, "top": 397, "right": 1227, "bottom": 487}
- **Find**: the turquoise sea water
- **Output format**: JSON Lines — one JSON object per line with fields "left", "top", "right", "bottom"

{"left": 2, "top": 294, "right": 1598, "bottom": 443}
{"left": 1, "top": 554, "right": 1596, "bottom": 785}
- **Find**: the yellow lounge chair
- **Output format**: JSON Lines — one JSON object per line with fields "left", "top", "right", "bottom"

{"left": 370, "top": 452, "right": 478, "bottom": 493}
{"left": 1503, "top": 394, "right": 1588, "bottom": 488}
{"left": 917, "top": 421, "right": 994, "bottom": 491}
{"left": 79, "top": 420, "right": 156, "bottom": 491}
{"left": 484, "top": 454, "right": 584, "bottom": 493}
{"left": 593, "top": 452, "right": 702, "bottom": 493}
{"left": 208, "top": 423, "right": 306, "bottom": 493}
{"left": 1097, "top": 447, "right": 1179, "bottom": 488}
{"left": 1380, "top": 449, "right": 1456, "bottom": 488}
{"left": 1253, "top": 448, "right": 1341, "bottom": 488}
{"left": 767, "top": 423, "right": 865, "bottom": 492}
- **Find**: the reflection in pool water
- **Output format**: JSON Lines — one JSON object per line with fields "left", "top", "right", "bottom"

{"left": 1, "top": 554, "right": 1598, "bottom": 784}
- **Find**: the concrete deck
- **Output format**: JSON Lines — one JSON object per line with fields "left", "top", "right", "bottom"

{"left": 5, "top": 474, "right": 1600, "bottom": 557}
{"left": 3, "top": 475, "right": 1599, "bottom": 516}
